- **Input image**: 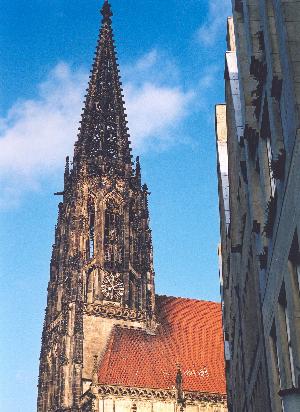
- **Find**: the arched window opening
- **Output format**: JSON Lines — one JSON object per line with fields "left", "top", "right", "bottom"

{"left": 104, "top": 199, "right": 123, "bottom": 268}
{"left": 88, "top": 199, "right": 95, "bottom": 259}
{"left": 136, "top": 281, "right": 142, "bottom": 310}
{"left": 86, "top": 270, "right": 92, "bottom": 302}
{"left": 128, "top": 273, "right": 134, "bottom": 308}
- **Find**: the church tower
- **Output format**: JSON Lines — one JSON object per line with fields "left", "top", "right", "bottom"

{"left": 37, "top": 2, "right": 156, "bottom": 410}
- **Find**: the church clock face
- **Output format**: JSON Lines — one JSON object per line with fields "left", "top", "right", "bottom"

{"left": 101, "top": 272, "right": 124, "bottom": 302}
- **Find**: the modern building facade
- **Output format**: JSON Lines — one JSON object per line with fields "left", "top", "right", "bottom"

{"left": 217, "top": 2, "right": 300, "bottom": 411}
{"left": 37, "top": 1, "right": 227, "bottom": 411}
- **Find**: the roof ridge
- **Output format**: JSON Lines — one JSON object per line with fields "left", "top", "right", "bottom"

{"left": 156, "top": 294, "right": 221, "bottom": 304}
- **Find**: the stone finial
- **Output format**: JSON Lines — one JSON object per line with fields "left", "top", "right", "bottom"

{"left": 64, "top": 156, "right": 70, "bottom": 174}
{"left": 142, "top": 183, "right": 149, "bottom": 193}
{"left": 176, "top": 365, "right": 183, "bottom": 390}
{"left": 92, "top": 355, "right": 99, "bottom": 384}
{"left": 135, "top": 156, "right": 141, "bottom": 186}
{"left": 176, "top": 365, "right": 186, "bottom": 409}
{"left": 64, "top": 156, "right": 70, "bottom": 188}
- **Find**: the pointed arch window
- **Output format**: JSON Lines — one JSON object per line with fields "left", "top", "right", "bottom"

{"left": 88, "top": 198, "right": 95, "bottom": 259}
{"left": 136, "top": 281, "right": 142, "bottom": 311}
{"left": 104, "top": 199, "right": 123, "bottom": 268}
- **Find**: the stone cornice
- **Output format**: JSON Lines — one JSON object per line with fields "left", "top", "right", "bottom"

{"left": 81, "top": 384, "right": 227, "bottom": 405}
{"left": 83, "top": 302, "right": 149, "bottom": 323}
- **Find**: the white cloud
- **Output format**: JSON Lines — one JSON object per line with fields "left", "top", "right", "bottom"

{"left": 123, "top": 49, "right": 193, "bottom": 151}
{"left": 123, "top": 49, "right": 180, "bottom": 86}
{"left": 0, "top": 63, "right": 86, "bottom": 177}
{"left": 198, "top": 64, "right": 220, "bottom": 90}
{"left": 134, "top": 49, "right": 158, "bottom": 72}
{"left": 0, "top": 63, "right": 87, "bottom": 207}
{"left": 196, "top": 0, "right": 231, "bottom": 47}
{"left": 0, "top": 52, "right": 194, "bottom": 206}
{"left": 125, "top": 82, "right": 193, "bottom": 150}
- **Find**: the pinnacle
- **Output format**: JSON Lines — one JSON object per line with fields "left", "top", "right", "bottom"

{"left": 135, "top": 156, "right": 141, "bottom": 186}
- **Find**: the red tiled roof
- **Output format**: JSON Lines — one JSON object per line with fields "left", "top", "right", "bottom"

{"left": 98, "top": 295, "right": 226, "bottom": 394}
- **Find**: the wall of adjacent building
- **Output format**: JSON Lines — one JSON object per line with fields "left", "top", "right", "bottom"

{"left": 217, "top": 1, "right": 300, "bottom": 411}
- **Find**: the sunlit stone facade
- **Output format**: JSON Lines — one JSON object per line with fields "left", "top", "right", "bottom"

{"left": 217, "top": 3, "right": 300, "bottom": 411}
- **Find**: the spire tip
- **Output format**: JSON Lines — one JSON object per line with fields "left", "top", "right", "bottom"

{"left": 101, "top": 0, "right": 113, "bottom": 21}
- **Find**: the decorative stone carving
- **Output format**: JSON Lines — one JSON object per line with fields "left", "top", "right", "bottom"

{"left": 101, "top": 271, "right": 124, "bottom": 302}
{"left": 83, "top": 302, "right": 149, "bottom": 322}
{"left": 47, "top": 313, "right": 62, "bottom": 333}
{"left": 80, "top": 384, "right": 227, "bottom": 406}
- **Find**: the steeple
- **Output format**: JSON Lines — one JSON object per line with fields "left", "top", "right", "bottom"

{"left": 38, "top": 3, "right": 156, "bottom": 411}
{"left": 74, "top": 0, "right": 132, "bottom": 176}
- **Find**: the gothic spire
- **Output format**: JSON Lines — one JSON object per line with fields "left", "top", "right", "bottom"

{"left": 74, "top": 0, "right": 132, "bottom": 175}
{"left": 38, "top": 4, "right": 155, "bottom": 411}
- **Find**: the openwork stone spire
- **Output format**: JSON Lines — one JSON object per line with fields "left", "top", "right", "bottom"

{"left": 74, "top": 0, "right": 132, "bottom": 175}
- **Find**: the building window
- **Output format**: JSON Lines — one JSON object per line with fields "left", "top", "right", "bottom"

{"left": 288, "top": 231, "right": 300, "bottom": 292}
{"left": 128, "top": 272, "right": 136, "bottom": 309}
{"left": 104, "top": 201, "right": 123, "bottom": 267}
{"left": 270, "top": 321, "right": 281, "bottom": 387}
{"left": 136, "top": 281, "right": 142, "bottom": 310}
{"left": 261, "top": 99, "right": 276, "bottom": 198}
{"left": 287, "top": 231, "right": 300, "bottom": 386}
{"left": 278, "top": 284, "right": 294, "bottom": 387}
{"left": 285, "top": 301, "right": 295, "bottom": 385}
{"left": 88, "top": 198, "right": 95, "bottom": 259}
{"left": 266, "top": 136, "right": 276, "bottom": 196}
{"left": 269, "top": 322, "right": 284, "bottom": 411}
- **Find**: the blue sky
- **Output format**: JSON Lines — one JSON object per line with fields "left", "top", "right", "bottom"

{"left": 0, "top": 0, "right": 231, "bottom": 410}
